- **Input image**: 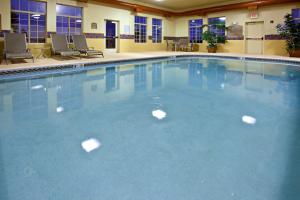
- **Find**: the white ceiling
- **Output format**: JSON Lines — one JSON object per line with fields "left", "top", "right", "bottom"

{"left": 131, "top": 0, "right": 252, "bottom": 11}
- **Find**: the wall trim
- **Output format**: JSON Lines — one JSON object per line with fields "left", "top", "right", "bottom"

{"left": 88, "top": 0, "right": 300, "bottom": 16}
{"left": 265, "top": 34, "right": 285, "bottom": 40}
{"left": 120, "top": 34, "right": 135, "bottom": 39}
{"left": 0, "top": 30, "right": 11, "bottom": 37}
{"left": 84, "top": 33, "right": 105, "bottom": 38}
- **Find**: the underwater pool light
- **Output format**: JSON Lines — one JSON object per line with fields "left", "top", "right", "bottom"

{"left": 81, "top": 138, "right": 101, "bottom": 153}
{"left": 242, "top": 115, "right": 256, "bottom": 125}
{"left": 152, "top": 109, "right": 167, "bottom": 120}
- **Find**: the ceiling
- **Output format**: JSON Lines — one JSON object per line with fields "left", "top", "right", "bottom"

{"left": 132, "top": 0, "right": 252, "bottom": 11}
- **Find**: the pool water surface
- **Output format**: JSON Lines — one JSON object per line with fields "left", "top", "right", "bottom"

{"left": 0, "top": 57, "right": 300, "bottom": 200}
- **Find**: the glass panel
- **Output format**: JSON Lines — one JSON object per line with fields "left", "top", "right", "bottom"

{"left": 11, "top": 0, "right": 20, "bottom": 10}
{"left": 56, "top": 16, "right": 69, "bottom": 34}
{"left": 292, "top": 8, "right": 300, "bottom": 18}
{"left": 152, "top": 18, "right": 162, "bottom": 43}
{"left": 56, "top": 4, "right": 82, "bottom": 42}
{"left": 30, "top": 1, "right": 46, "bottom": 13}
{"left": 208, "top": 17, "right": 226, "bottom": 43}
{"left": 11, "top": 0, "right": 47, "bottom": 43}
{"left": 56, "top": 4, "right": 82, "bottom": 17}
{"left": 30, "top": 13, "right": 46, "bottom": 43}
{"left": 189, "top": 19, "right": 203, "bottom": 43}
{"left": 135, "top": 16, "right": 147, "bottom": 43}
{"left": 20, "top": 0, "right": 29, "bottom": 11}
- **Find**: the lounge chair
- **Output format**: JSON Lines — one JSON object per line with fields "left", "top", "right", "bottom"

{"left": 3, "top": 33, "right": 34, "bottom": 64}
{"left": 50, "top": 34, "right": 81, "bottom": 58}
{"left": 72, "top": 35, "right": 104, "bottom": 57}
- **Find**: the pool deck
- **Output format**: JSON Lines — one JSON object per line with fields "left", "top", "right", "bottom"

{"left": 0, "top": 51, "right": 300, "bottom": 72}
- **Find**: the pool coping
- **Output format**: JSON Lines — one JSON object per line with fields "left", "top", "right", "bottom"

{"left": 0, "top": 53, "right": 299, "bottom": 77}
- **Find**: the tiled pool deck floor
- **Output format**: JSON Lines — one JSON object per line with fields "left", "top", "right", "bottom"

{"left": 0, "top": 52, "right": 300, "bottom": 72}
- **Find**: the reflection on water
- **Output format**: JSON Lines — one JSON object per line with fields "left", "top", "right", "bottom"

{"left": 152, "top": 62, "right": 163, "bottom": 88}
{"left": 0, "top": 58, "right": 300, "bottom": 200}
{"left": 105, "top": 67, "right": 119, "bottom": 92}
{"left": 134, "top": 64, "right": 147, "bottom": 91}
{"left": 188, "top": 62, "right": 203, "bottom": 87}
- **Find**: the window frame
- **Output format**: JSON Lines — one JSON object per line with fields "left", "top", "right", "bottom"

{"left": 134, "top": 16, "right": 147, "bottom": 43}
{"left": 11, "top": 0, "right": 47, "bottom": 44}
{"left": 56, "top": 3, "right": 83, "bottom": 43}
{"left": 189, "top": 19, "right": 203, "bottom": 44}
{"left": 152, "top": 18, "right": 162, "bottom": 43}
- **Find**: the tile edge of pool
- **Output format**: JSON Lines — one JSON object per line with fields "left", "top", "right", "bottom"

{"left": 0, "top": 54, "right": 299, "bottom": 81}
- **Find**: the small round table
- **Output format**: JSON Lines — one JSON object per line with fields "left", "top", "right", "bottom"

{"left": 34, "top": 47, "right": 51, "bottom": 59}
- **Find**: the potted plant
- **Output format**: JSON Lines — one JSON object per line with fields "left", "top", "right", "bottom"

{"left": 276, "top": 14, "right": 300, "bottom": 57}
{"left": 202, "top": 22, "right": 227, "bottom": 53}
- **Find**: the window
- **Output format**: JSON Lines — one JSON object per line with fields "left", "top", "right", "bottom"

{"left": 134, "top": 16, "right": 147, "bottom": 43}
{"left": 152, "top": 18, "right": 162, "bottom": 43}
{"left": 11, "top": 0, "right": 46, "bottom": 43}
{"left": 208, "top": 17, "right": 226, "bottom": 43}
{"left": 292, "top": 8, "right": 300, "bottom": 24}
{"left": 189, "top": 19, "right": 203, "bottom": 43}
{"left": 56, "top": 4, "right": 82, "bottom": 42}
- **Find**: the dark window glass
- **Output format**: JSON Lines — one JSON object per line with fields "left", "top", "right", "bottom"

{"left": 11, "top": 0, "right": 46, "bottom": 13}
{"left": 189, "top": 19, "right": 203, "bottom": 43}
{"left": 11, "top": 0, "right": 46, "bottom": 43}
{"left": 56, "top": 4, "right": 82, "bottom": 43}
{"left": 208, "top": 17, "right": 226, "bottom": 43}
{"left": 56, "top": 4, "right": 82, "bottom": 18}
{"left": 292, "top": 8, "right": 300, "bottom": 24}
{"left": 152, "top": 18, "right": 162, "bottom": 43}
{"left": 135, "top": 16, "right": 147, "bottom": 43}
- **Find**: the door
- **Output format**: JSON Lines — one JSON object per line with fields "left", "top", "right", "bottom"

{"left": 245, "top": 21, "right": 264, "bottom": 54}
{"left": 105, "top": 20, "right": 118, "bottom": 53}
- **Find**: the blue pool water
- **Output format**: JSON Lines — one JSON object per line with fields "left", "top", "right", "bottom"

{"left": 0, "top": 57, "right": 300, "bottom": 200}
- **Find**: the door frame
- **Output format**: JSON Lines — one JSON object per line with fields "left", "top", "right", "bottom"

{"left": 244, "top": 21, "right": 265, "bottom": 55}
{"left": 104, "top": 19, "right": 120, "bottom": 53}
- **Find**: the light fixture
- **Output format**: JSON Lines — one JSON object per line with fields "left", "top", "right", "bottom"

{"left": 219, "top": 17, "right": 226, "bottom": 21}
{"left": 32, "top": 14, "right": 40, "bottom": 19}
{"left": 76, "top": 19, "right": 82, "bottom": 23}
{"left": 242, "top": 115, "right": 256, "bottom": 125}
{"left": 81, "top": 138, "right": 101, "bottom": 153}
{"left": 152, "top": 109, "right": 167, "bottom": 120}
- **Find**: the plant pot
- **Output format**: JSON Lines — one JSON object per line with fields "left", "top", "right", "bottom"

{"left": 207, "top": 46, "right": 217, "bottom": 53}
{"left": 289, "top": 50, "right": 300, "bottom": 57}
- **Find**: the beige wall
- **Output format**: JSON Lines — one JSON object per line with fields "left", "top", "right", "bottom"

{"left": 0, "top": 0, "right": 175, "bottom": 55}
{"left": 0, "top": 0, "right": 299, "bottom": 56}
{"left": 174, "top": 3, "right": 300, "bottom": 55}
{"left": 0, "top": 0, "right": 10, "bottom": 30}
